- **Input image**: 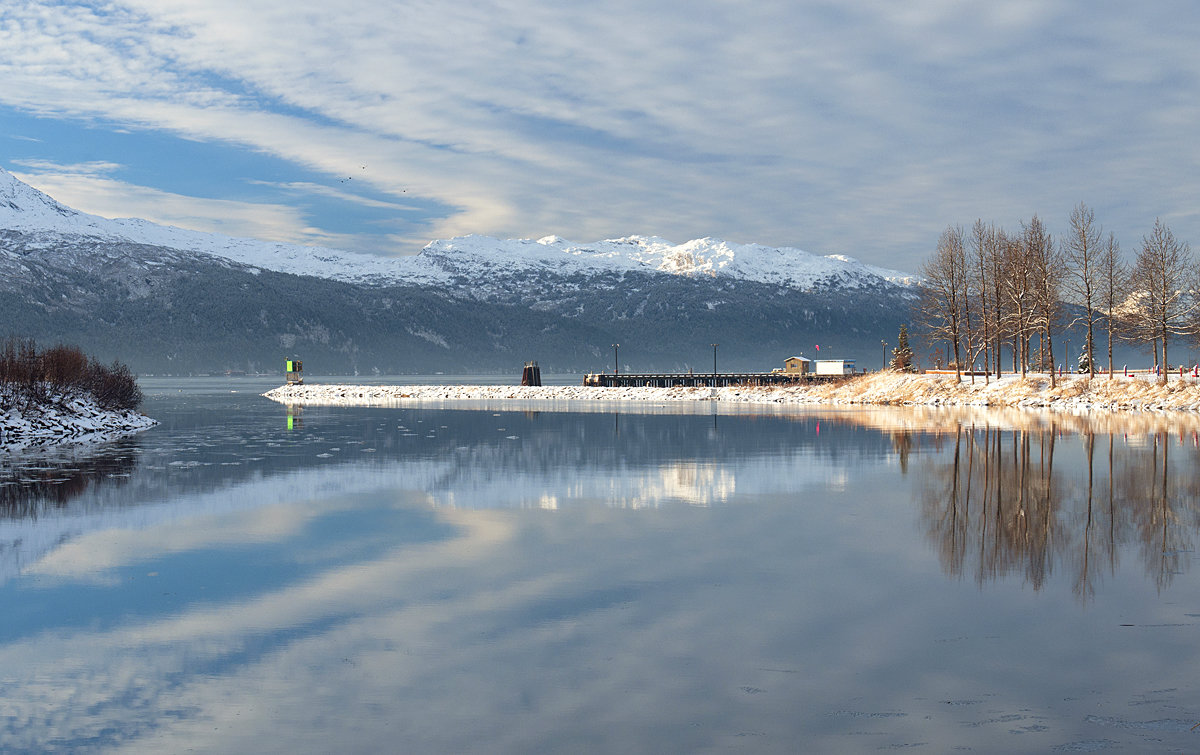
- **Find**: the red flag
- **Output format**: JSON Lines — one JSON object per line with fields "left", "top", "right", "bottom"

{"left": 815, "top": 344, "right": 820, "bottom": 352}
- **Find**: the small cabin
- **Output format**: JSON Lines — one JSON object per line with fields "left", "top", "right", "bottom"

{"left": 783, "top": 356, "right": 810, "bottom": 374}
{"left": 814, "top": 359, "right": 855, "bottom": 376}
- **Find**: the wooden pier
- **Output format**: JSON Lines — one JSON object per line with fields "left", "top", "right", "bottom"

{"left": 584, "top": 372, "right": 848, "bottom": 388}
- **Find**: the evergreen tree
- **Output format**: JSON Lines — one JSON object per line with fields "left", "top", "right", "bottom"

{"left": 1076, "top": 346, "right": 1092, "bottom": 374}
{"left": 891, "top": 325, "right": 915, "bottom": 371}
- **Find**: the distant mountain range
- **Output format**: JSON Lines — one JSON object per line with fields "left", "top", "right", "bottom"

{"left": 0, "top": 167, "right": 919, "bottom": 375}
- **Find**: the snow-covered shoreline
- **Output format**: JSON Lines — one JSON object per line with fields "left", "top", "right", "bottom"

{"left": 1, "top": 389, "right": 158, "bottom": 450}
{"left": 262, "top": 371, "right": 1200, "bottom": 414}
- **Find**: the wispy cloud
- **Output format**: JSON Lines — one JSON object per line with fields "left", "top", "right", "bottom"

{"left": 2, "top": 0, "right": 1200, "bottom": 268}
{"left": 246, "top": 179, "right": 423, "bottom": 212}
{"left": 10, "top": 164, "right": 383, "bottom": 250}
{"left": 12, "top": 158, "right": 123, "bottom": 175}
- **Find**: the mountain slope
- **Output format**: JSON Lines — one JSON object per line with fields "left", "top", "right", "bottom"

{"left": 0, "top": 168, "right": 918, "bottom": 374}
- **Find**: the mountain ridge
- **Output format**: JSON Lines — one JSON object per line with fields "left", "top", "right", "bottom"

{"left": 0, "top": 167, "right": 917, "bottom": 290}
{"left": 0, "top": 167, "right": 917, "bottom": 374}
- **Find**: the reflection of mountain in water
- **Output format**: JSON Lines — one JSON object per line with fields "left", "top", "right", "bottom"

{"left": 410, "top": 410, "right": 879, "bottom": 508}
{"left": 0, "top": 437, "right": 140, "bottom": 516}
{"left": 15, "top": 392, "right": 1200, "bottom": 602}
{"left": 0, "top": 400, "right": 892, "bottom": 585}
{"left": 912, "top": 425, "right": 1200, "bottom": 601}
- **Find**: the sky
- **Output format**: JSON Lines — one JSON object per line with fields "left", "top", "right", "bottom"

{"left": 2, "top": 0, "right": 1199, "bottom": 273}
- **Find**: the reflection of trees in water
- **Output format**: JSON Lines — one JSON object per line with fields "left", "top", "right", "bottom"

{"left": 914, "top": 425, "right": 1200, "bottom": 601}
{"left": 1119, "top": 433, "right": 1200, "bottom": 591}
{"left": 0, "top": 437, "right": 139, "bottom": 517}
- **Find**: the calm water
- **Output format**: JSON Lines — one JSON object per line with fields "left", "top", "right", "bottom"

{"left": 2, "top": 378, "right": 1200, "bottom": 752}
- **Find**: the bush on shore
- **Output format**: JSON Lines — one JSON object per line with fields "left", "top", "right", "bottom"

{"left": 0, "top": 338, "right": 143, "bottom": 411}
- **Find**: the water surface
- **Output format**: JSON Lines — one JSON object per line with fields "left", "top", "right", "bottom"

{"left": 1, "top": 378, "right": 1199, "bottom": 752}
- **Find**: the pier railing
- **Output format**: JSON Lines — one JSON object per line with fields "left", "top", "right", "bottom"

{"left": 583, "top": 372, "right": 847, "bottom": 388}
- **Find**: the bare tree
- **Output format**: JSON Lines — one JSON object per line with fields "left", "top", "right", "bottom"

{"left": 919, "top": 226, "right": 969, "bottom": 382}
{"left": 1024, "top": 215, "right": 1062, "bottom": 386}
{"left": 1000, "top": 230, "right": 1036, "bottom": 377}
{"left": 1062, "top": 203, "right": 1103, "bottom": 379}
{"left": 969, "top": 220, "right": 1000, "bottom": 382}
{"left": 1098, "top": 232, "right": 1125, "bottom": 378}
{"left": 1129, "top": 219, "right": 1198, "bottom": 384}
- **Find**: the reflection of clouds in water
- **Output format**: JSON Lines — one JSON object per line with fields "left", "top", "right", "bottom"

{"left": 4, "top": 410, "right": 1200, "bottom": 749}
{"left": 0, "top": 510, "right": 515, "bottom": 751}
{"left": 2, "top": 497, "right": 905, "bottom": 752}
{"left": 7, "top": 482, "right": 1196, "bottom": 753}
{"left": 27, "top": 500, "right": 320, "bottom": 580}
{"left": 0, "top": 395, "right": 918, "bottom": 597}
{"left": 0, "top": 461, "right": 451, "bottom": 584}
{"left": 1, "top": 434, "right": 850, "bottom": 583}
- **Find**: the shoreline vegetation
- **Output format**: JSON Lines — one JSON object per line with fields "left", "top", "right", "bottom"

{"left": 263, "top": 370, "right": 1200, "bottom": 415}
{"left": 0, "top": 339, "right": 156, "bottom": 449}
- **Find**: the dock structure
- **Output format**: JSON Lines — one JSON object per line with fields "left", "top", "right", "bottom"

{"left": 583, "top": 372, "right": 847, "bottom": 388}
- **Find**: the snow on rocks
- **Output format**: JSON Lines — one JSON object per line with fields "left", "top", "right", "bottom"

{"left": 264, "top": 372, "right": 1200, "bottom": 415}
{"left": 0, "top": 388, "right": 157, "bottom": 450}
{"left": 264, "top": 383, "right": 720, "bottom": 406}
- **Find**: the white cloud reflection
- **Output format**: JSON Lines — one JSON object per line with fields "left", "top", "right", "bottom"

{"left": 3, "top": 457, "right": 1197, "bottom": 752}
{"left": 3, "top": 408, "right": 1200, "bottom": 750}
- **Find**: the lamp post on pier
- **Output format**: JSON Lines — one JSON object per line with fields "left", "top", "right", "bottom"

{"left": 711, "top": 343, "right": 718, "bottom": 375}
{"left": 612, "top": 344, "right": 619, "bottom": 376}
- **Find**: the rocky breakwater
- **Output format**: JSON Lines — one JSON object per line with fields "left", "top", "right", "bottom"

{"left": 263, "top": 383, "right": 724, "bottom": 406}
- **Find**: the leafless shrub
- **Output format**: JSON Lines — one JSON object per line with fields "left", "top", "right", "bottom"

{"left": 86, "top": 359, "right": 143, "bottom": 411}
{"left": 41, "top": 344, "right": 90, "bottom": 391}
{"left": 0, "top": 337, "right": 143, "bottom": 411}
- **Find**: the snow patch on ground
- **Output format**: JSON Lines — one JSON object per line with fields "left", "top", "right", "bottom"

{"left": 0, "top": 388, "right": 157, "bottom": 450}
{"left": 263, "top": 372, "right": 1200, "bottom": 414}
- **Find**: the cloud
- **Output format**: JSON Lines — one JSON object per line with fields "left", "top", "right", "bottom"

{"left": 2, "top": 0, "right": 1200, "bottom": 268}
{"left": 245, "top": 179, "right": 423, "bottom": 212}
{"left": 12, "top": 158, "right": 123, "bottom": 175}
{"left": 10, "top": 164, "right": 376, "bottom": 249}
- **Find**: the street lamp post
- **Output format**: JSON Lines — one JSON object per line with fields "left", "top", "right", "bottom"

{"left": 711, "top": 343, "right": 718, "bottom": 375}
{"left": 612, "top": 343, "right": 619, "bottom": 376}
{"left": 881, "top": 340, "right": 888, "bottom": 371}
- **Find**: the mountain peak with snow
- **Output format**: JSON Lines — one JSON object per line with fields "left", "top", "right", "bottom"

{"left": 416, "top": 234, "right": 917, "bottom": 290}
{"left": 0, "top": 166, "right": 916, "bottom": 290}
{"left": 0, "top": 166, "right": 91, "bottom": 229}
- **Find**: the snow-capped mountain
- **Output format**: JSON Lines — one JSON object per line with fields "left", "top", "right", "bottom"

{"left": 0, "top": 167, "right": 916, "bottom": 292}
{"left": 411, "top": 235, "right": 918, "bottom": 294}
{"left": 0, "top": 167, "right": 917, "bottom": 374}
{"left": 0, "top": 166, "right": 407, "bottom": 282}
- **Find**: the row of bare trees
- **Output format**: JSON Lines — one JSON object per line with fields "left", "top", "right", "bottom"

{"left": 918, "top": 203, "right": 1199, "bottom": 385}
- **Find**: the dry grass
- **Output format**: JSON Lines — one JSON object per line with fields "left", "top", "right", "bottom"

{"left": 723, "top": 370, "right": 1200, "bottom": 413}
